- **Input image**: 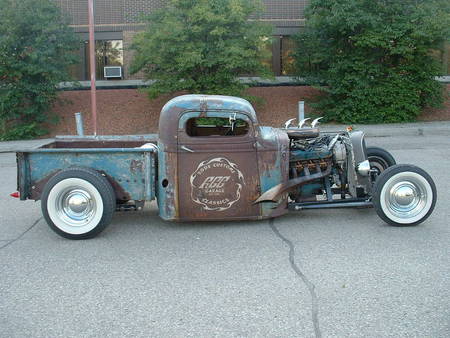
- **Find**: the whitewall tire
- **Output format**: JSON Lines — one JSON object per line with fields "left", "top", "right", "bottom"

{"left": 41, "top": 167, "right": 116, "bottom": 239}
{"left": 373, "top": 164, "right": 436, "bottom": 226}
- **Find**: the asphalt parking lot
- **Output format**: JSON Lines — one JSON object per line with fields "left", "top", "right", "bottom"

{"left": 0, "top": 134, "right": 449, "bottom": 337}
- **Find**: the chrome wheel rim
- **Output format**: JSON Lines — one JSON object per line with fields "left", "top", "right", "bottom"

{"left": 385, "top": 182, "right": 424, "bottom": 218}
{"left": 58, "top": 188, "right": 96, "bottom": 226}
{"left": 380, "top": 172, "right": 432, "bottom": 224}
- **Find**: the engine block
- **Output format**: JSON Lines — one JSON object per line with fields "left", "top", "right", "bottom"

{"left": 288, "top": 135, "right": 335, "bottom": 201}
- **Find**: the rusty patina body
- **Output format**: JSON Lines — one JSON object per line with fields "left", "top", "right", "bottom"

{"left": 157, "top": 95, "right": 289, "bottom": 221}
{"left": 14, "top": 94, "right": 437, "bottom": 239}
{"left": 16, "top": 95, "right": 290, "bottom": 221}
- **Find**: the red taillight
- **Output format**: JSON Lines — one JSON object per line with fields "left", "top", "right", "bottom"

{"left": 10, "top": 192, "right": 20, "bottom": 198}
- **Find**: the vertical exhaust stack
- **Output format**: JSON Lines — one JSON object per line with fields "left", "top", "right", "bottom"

{"left": 298, "top": 101, "right": 305, "bottom": 122}
{"left": 75, "top": 112, "right": 85, "bottom": 136}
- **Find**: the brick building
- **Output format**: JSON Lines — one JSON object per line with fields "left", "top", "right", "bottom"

{"left": 55, "top": 0, "right": 309, "bottom": 81}
{"left": 43, "top": 1, "right": 449, "bottom": 136}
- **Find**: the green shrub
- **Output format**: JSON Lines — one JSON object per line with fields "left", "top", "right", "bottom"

{"left": 293, "top": 0, "right": 450, "bottom": 124}
{"left": 0, "top": 0, "right": 79, "bottom": 140}
{"left": 131, "top": 0, "right": 273, "bottom": 100}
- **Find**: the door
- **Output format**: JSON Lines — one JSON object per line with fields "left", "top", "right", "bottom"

{"left": 177, "top": 111, "right": 261, "bottom": 220}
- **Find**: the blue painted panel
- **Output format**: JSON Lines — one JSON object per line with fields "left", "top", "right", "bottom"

{"left": 28, "top": 148, "right": 153, "bottom": 153}
{"left": 290, "top": 148, "right": 332, "bottom": 161}
{"left": 259, "top": 126, "right": 278, "bottom": 142}
{"left": 156, "top": 143, "right": 178, "bottom": 221}
{"left": 157, "top": 143, "right": 168, "bottom": 218}
{"left": 299, "top": 182, "right": 323, "bottom": 197}
{"left": 26, "top": 150, "right": 156, "bottom": 201}
{"left": 257, "top": 127, "right": 286, "bottom": 216}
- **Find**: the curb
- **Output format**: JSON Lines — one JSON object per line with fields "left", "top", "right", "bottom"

{"left": 322, "top": 122, "right": 450, "bottom": 138}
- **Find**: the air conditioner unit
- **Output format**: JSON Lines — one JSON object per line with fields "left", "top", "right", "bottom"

{"left": 104, "top": 66, "right": 122, "bottom": 79}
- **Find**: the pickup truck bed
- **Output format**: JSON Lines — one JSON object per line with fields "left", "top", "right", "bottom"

{"left": 16, "top": 135, "right": 158, "bottom": 203}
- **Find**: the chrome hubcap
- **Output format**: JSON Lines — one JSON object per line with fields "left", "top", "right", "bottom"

{"left": 58, "top": 188, "right": 95, "bottom": 225}
{"left": 67, "top": 193, "right": 89, "bottom": 213}
{"left": 392, "top": 184, "right": 416, "bottom": 206}
{"left": 385, "top": 179, "right": 427, "bottom": 219}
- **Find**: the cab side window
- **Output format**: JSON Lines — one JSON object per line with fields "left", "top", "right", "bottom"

{"left": 186, "top": 117, "right": 249, "bottom": 137}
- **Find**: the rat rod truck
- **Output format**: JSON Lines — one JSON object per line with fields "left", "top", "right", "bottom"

{"left": 12, "top": 95, "right": 437, "bottom": 239}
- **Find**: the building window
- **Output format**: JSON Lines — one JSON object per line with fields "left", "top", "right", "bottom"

{"left": 69, "top": 39, "right": 124, "bottom": 81}
{"left": 280, "top": 36, "right": 296, "bottom": 76}
{"left": 260, "top": 36, "right": 274, "bottom": 74}
{"left": 90, "top": 40, "right": 123, "bottom": 80}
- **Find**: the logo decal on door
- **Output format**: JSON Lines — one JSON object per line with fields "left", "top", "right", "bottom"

{"left": 190, "top": 157, "right": 245, "bottom": 211}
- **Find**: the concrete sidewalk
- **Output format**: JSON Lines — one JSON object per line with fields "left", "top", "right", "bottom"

{"left": 0, "top": 138, "right": 54, "bottom": 154}
{"left": 0, "top": 121, "right": 449, "bottom": 153}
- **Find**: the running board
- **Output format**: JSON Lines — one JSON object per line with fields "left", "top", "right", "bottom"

{"left": 289, "top": 199, "right": 373, "bottom": 210}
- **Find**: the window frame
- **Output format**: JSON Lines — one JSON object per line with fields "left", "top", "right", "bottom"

{"left": 178, "top": 110, "right": 255, "bottom": 143}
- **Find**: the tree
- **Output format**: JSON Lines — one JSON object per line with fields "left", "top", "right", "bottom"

{"left": 131, "top": 0, "right": 272, "bottom": 99}
{"left": 293, "top": 0, "right": 450, "bottom": 123}
{"left": 0, "top": 0, "right": 79, "bottom": 140}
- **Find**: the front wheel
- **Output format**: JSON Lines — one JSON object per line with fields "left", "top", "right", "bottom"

{"left": 373, "top": 164, "right": 436, "bottom": 226}
{"left": 41, "top": 167, "right": 116, "bottom": 239}
{"left": 366, "top": 147, "right": 396, "bottom": 180}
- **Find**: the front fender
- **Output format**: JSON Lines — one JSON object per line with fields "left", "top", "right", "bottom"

{"left": 348, "top": 131, "right": 372, "bottom": 197}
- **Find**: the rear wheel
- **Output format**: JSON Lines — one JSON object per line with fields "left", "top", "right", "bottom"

{"left": 367, "top": 147, "right": 396, "bottom": 180}
{"left": 373, "top": 164, "right": 436, "bottom": 226}
{"left": 41, "top": 167, "right": 116, "bottom": 239}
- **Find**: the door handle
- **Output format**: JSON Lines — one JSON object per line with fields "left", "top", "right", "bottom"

{"left": 181, "top": 145, "right": 195, "bottom": 153}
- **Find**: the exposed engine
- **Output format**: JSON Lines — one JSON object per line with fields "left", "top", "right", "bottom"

{"left": 288, "top": 133, "right": 350, "bottom": 202}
